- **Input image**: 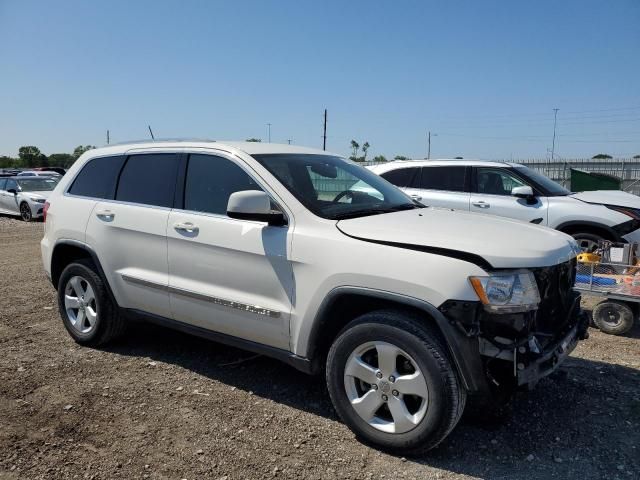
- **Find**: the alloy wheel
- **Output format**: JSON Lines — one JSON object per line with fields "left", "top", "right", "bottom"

{"left": 343, "top": 341, "right": 429, "bottom": 434}
{"left": 64, "top": 276, "right": 98, "bottom": 334}
{"left": 20, "top": 203, "right": 32, "bottom": 222}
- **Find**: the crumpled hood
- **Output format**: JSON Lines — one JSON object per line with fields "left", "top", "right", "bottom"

{"left": 570, "top": 190, "right": 640, "bottom": 209}
{"left": 337, "top": 207, "right": 578, "bottom": 269}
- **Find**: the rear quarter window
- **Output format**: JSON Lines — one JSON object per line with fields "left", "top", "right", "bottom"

{"left": 68, "top": 156, "right": 126, "bottom": 199}
{"left": 380, "top": 167, "right": 418, "bottom": 188}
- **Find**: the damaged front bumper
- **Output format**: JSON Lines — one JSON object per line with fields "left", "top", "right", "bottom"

{"left": 440, "top": 292, "right": 590, "bottom": 391}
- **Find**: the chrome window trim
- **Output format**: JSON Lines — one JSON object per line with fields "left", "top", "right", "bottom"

{"left": 121, "top": 273, "right": 281, "bottom": 318}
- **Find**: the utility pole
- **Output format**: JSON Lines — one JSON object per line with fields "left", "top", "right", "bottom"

{"left": 427, "top": 131, "right": 438, "bottom": 159}
{"left": 287, "top": 139, "right": 292, "bottom": 145}
{"left": 106, "top": 130, "right": 110, "bottom": 145}
{"left": 148, "top": 125, "right": 155, "bottom": 140}
{"left": 267, "top": 123, "right": 272, "bottom": 143}
{"left": 551, "top": 108, "right": 559, "bottom": 161}
{"left": 323, "top": 109, "right": 327, "bottom": 151}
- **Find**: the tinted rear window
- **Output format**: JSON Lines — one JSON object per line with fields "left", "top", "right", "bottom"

{"left": 380, "top": 167, "right": 418, "bottom": 187}
{"left": 416, "top": 166, "right": 466, "bottom": 192}
{"left": 69, "top": 156, "right": 126, "bottom": 199}
{"left": 115, "top": 154, "right": 179, "bottom": 208}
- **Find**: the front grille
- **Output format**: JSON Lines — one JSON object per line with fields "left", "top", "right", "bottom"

{"left": 532, "top": 258, "right": 578, "bottom": 335}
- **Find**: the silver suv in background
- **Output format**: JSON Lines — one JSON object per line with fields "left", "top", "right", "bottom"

{"left": 369, "top": 160, "right": 640, "bottom": 251}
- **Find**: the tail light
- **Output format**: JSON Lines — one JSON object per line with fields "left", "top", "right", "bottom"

{"left": 43, "top": 201, "right": 50, "bottom": 222}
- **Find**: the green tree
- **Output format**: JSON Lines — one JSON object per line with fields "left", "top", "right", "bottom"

{"left": 372, "top": 155, "right": 387, "bottom": 162}
{"left": 394, "top": 155, "right": 409, "bottom": 160}
{"left": 454, "top": 156, "right": 463, "bottom": 159}
{"left": 246, "top": 138, "right": 262, "bottom": 142}
{"left": 592, "top": 153, "right": 612, "bottom": 159}
{"left": 48, "top": 153, "right": 76, "bottom": 168}
{"left": 349, "top": 140, "right": 360, "bottom": 161}
{"left": 18, "top": 146, "right": 43, "bottom": 167}
{"left": 73, "top": 145, "right": 96, "bottom": 160}
{"left": 633, "top": 155, "right": 640, "bottom": 159}
{"left": 361, "top": 142, "right": 370, "bottom": 161}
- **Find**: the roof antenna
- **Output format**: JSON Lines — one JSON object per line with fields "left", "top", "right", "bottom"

{"left": 148, "top": 125, "right": 155, "bottom": 140}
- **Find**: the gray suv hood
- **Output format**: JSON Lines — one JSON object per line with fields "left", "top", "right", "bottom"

{"left": 337, "top": 207, "right": 578, "bottom": 270}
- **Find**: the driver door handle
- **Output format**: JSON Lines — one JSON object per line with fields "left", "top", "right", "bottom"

{"left": 174, "top": 222, "right": 199, "bottom": 233}
{"left": 410, "top": 194, "right": 422, "bottom": 201}
{"left": 472, "top": 201, "right": 490, "bottom": 209}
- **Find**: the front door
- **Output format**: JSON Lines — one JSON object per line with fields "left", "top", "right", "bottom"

{"left": 0, "top": 179, "right": 20, "bottom": 214}
{"left": 470, "top": 167, "right": 548, "bottom": 224}
{"left": 167, "top": 152, "right": 293, "bottom": 350}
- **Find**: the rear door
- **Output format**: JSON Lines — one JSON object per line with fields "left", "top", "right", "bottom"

{"left": 167, "top": 151, "right": 293, "bottom": 349}
{"left": 85, "top": 152, "right": 180, "bottom": 318}
{"left": 405, "top": 166, "right": 470, "bottom": 210}
{"left": 470, "top": 167, "right": 548, "bottom": 224}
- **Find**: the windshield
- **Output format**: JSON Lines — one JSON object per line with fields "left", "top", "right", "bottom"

{"left": 514, "top": 165, "right": 571, "bottom": 196}
{"left": 16, "top": 177, "right": 58, "bottom": 192}
{"left": 252, "top": 154, "right": 420, "bottom": 220}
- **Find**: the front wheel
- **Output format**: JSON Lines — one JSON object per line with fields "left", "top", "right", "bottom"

{"left": 326, "top": 311, "right": 466, "bottom": 454}
{"left": 20, "top": 202, "right": 32, "bottom": 222}
{"left": 571, "top": 232, "right": 603, "bottom": 252}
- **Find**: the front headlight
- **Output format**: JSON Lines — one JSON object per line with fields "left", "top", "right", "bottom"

{"left": 30, "top": 198, "right": 46, "bottom": 203}
{"left": 469, "top": 270, "right": 540, "bottom": 313}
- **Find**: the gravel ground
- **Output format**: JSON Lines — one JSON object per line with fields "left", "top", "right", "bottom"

{"left": 1, "top": 216, "right": 639, "bottom": 480}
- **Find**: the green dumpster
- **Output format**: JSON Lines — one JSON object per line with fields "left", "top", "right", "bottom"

{"left": 570, "top": 168, "right": 621, "bottom": 192}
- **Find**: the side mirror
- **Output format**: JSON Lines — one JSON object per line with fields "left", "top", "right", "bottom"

{"left": 7, "top": 189, "right": 17, "bottom": 195}
{"left": 511, "top": 185, "right": 534, "bottom": 198}
{"left": 227, "top": 190, "right": 286, "bottom": 226}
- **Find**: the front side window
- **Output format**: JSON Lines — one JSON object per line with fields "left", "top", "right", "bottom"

{"left": 16, "top": 177, "right": 58, "bottom": 191}
{"left": 69, "top": 155, "right": 125, "bottom": 199}
{"left": 115, "top": 154, "right": 179, "bottom": 208}
{"left": 253, "top": 154, "right": 418, "bottom": 220}
{"left": 416, "top": 166, "right": 466, "bottom": 192}
{"left": 0, "top": 179, "right": 6, "bottom": 190}
{"left": 476, "top": 168, "right": 526, "bottom": 195}
{"left": 5, "top": 179, "right": 17, "bottom": 191}
{"left": 184, "top": 154, "right": 263, "bottom": 216}
{"left": 380, "top": 167, "right": 418, "bottom": 188}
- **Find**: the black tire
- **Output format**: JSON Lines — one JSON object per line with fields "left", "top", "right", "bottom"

{"left": 326, "top": 310, "right": 466, "bottom": 454}
{"left": 57, "top": 259, "right": 126, "bottom": 346}
{"left": 571, "top": 232, "right": 603, "bottom": 252}
{"left": 592, "top": 300, "right": 635, "bottom": 336}
{"left": 20, "top": 202, "right": 32, "bottom": 222}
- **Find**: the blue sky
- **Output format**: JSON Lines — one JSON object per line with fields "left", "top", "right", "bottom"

{"left": 1, "top": 0, "right": 639, "bottom": 159}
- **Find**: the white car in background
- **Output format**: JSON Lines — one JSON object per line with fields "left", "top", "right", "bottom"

{"left": 0, "top": 176, "right": 58, "bottom": 221}
{"left": 368, "top": 160, "right": 640, "bottom": 251}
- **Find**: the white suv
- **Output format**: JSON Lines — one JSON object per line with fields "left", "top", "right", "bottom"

{"left": 369, "top": 160, "right": 640, "bottom": 251}
{"left": 41, "top": 141, "right": 587, "bottom": 453}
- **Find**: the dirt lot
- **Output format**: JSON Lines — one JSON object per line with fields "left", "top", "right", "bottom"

{"left": 1, "top": 217, "right": 639, "bottom": 480}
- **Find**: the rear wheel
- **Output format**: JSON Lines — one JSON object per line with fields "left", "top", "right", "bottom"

{"left": 326, "top": 310, "right": 465, "bottom": 454}
{"left": 20, "top": 202, "right": 32, "bottom": 222}
{"left": 592, "top": 300, "right": 635, "bottom": 335}
{"left": 57, "top": 259, "right": 126, "bottom": 346}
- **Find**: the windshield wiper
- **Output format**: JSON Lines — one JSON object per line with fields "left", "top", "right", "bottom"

{"left": 332, "top": 204, "right": 419, "bottom": 220}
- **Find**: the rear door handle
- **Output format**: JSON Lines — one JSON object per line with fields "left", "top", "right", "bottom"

{"left": 95, "top": 209, "right": 115, "bottom": 221}
{"left": 174, "top": 222, "right": 199, "bottom": 233}
{"left": 472, "top": 201, "right": 490, "bottom": 209}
